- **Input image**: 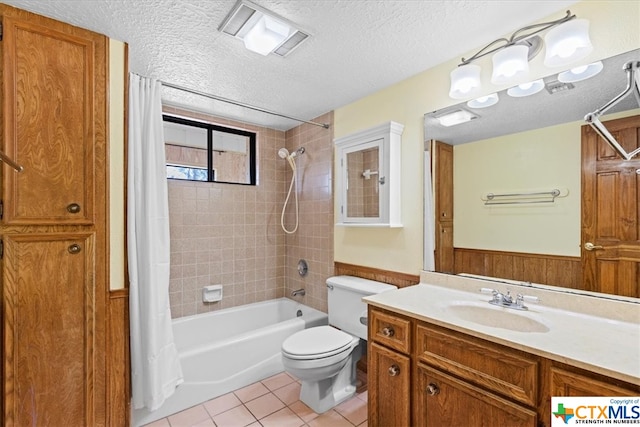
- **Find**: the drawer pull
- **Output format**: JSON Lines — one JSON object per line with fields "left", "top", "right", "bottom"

{"left": 388, "top": 365, "right": 400, "bottom": 377}
{"left": 67, "top": 203, "right": 81, "bottom": 214}
{"left": 426, "top": 383, "right": 440, "bottom": 396}
{"left": 381, "top": 326, "right": 395, "bottom": 337}
{"left": 68, "top": 244, "right": 82, "bottom": 254}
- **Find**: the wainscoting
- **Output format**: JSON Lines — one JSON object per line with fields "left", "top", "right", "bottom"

{"left": 333, "top": 262, "right": 420, "bottom": 288}
{"left": 454, "top": 248, "right": 582, "bottom": 288}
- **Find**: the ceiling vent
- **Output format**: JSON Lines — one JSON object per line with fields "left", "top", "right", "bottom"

{"left": 219, "top": 0, "right": 310, "bottom": 57}
{"left": 545, "top": 78, "right": 575, "bottom": 94}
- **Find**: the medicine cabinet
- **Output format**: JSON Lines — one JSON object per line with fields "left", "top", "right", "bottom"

{"left": 334, "top": 121, "right": 403, "bottom": 227}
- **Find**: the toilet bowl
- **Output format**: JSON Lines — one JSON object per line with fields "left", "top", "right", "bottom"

{"left": 281, "top": 276, "right": 397, "bottom": 414}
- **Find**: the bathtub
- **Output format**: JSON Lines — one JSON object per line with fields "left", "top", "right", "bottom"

{"left": 132, "top": 298, "right": 327, "bottom": 426}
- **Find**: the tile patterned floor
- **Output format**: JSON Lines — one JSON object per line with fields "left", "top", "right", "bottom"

{"left": 144, "top": 371, "right": 368, "bottom": 427}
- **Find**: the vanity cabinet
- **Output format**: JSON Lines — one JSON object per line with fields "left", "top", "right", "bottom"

{"left": 367, "top": 306, "right": 639, "bottom": 427}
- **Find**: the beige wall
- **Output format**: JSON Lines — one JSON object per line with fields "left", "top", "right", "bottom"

{"left": 166, "top": 108, "right": 334, "bottom": 317}
{"left": 333, "top": 1, "right": 640, "bottom": 275}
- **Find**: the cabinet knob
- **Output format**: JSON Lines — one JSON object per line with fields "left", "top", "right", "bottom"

{"left": 68, "top": 244, "right": 82, "bottom": 254}
{"left": 388, "top": 364, "right": 400, "bottom": 376}
{"left": 426, "top": 383, "right": 440, "bottom": 396}
{"left": 381, "top": 326, "right": 395, "bottom": 337}
{"left": 67, "top": 203, "right": 81, "bottom": 214}
{"left": 441, "top": 212, "right": 447, "bottom": 217}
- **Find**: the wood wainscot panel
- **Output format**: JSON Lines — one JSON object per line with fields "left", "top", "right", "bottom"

{"left": 333, "top": 262, "right": 420, "bottom": 288}
{"left": 453, "top": 248, "right": 581, "bottom": 288}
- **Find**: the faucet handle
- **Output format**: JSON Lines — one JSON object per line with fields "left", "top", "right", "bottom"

{"left": 517, "top": 294, "right": 540, "bottom": 304}
{"left": 480, "top": 287, "right": 496, "bottom": 294}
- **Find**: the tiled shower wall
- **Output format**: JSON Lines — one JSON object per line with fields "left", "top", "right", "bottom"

{"left": 166, "top": 106, "right": 334, "bottom": 317}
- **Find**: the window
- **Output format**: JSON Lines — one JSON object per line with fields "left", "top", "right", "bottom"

{"left": 163, "top": 115, "right": 257, "bottom": 185}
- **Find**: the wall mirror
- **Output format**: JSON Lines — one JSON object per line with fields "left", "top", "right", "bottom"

{"left": 424, "top": 48, "right": 640, "bottom": 296}
{"left": 163, "top": 115, "right": 257, "bottom": 185}
{"left": 335, "top": 121, "right": 404, "bottom": 227}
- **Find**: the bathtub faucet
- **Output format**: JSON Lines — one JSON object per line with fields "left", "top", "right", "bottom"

{"left": 291, "top": 289, "right": 306, "bottom": 297}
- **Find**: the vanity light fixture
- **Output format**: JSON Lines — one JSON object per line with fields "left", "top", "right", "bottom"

{"left": 219, "top": 0, "right": 310, "bottom": 57}
{"left": 507, "top": 79, "right": 545, "bottom": 97}
{"left": 436, "top": 109, "right": 478, "bottom": 127}
{"left": 449, "top": 10, "right": 592, "bottom": 99}
{"left": 467, "top": 93, "right": 499, "bottom": 109}
{"left": 558, "top": 61, "right": 604, "bottom": 83}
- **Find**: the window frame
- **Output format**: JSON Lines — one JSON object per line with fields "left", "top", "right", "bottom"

{"left": 163, "top": 115, "right": 257, "bottom": 185}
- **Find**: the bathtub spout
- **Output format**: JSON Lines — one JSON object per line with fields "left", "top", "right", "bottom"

{"left": 291, "top": 289, "right": 306, "bottom": 297}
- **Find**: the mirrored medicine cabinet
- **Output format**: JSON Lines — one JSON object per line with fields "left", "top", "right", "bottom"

{"left": 334, "top": 121, "right": 403, "bottom": 227}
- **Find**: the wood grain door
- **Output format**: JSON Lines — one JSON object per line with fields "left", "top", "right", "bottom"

{"left": 2, "top": 15, "right": 96, "bottom": 225}
{"left": 2, "top": 233, "right": 95, "bottom": 426}
{"left": 368, "top": 343, "right": 410, "bottom": 427}
{"left": 581, "top": 115, "right": 640, "bottom": 297}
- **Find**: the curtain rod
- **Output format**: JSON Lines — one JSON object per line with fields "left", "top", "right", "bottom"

{"left": 160, "top": 81, "right": 330, "bottom": 129}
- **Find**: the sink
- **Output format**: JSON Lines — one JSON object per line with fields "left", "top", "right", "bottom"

{"left": 447, "top": 302, "right": 550, "bottom": 333}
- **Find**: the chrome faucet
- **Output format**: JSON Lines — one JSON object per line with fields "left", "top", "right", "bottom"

{"left": 480, "top": 288, "right": 539, "bottom": 311}
{"left": 291, "top": 288, "right": 306, "bottom": 297}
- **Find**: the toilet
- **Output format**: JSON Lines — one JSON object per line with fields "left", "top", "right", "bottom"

{"left": 281, "top": 275, "right": 397, "bottom": 413}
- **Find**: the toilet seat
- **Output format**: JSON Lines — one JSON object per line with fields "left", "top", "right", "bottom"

{"left": 282, "top": 326, "right": 358, "bottom": 360}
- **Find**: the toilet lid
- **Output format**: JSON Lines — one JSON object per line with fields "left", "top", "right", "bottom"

{"left": 282, "top": 326, "right": 354, "bottom": 358}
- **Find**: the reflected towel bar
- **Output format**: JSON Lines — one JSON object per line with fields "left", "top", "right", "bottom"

{"left": 484, "top": 189, "right": 561, "bottom": 205}
{"left": 0, "top": 150, "right": 23, "bottom": 172}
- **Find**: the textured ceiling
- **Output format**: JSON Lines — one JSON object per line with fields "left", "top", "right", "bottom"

{"left": 2, "top": 0, "right": 578, "bottom": 130}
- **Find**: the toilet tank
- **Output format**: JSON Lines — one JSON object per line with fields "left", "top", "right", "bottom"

{"left": 326, "top": 275, "right": 397, "bottom": 340}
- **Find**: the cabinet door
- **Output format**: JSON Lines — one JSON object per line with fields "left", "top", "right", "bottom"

{"left": 2, "top": 15, "right": 99, "bottom": 224}
{"left": 434, "top": 141, "right": 453, "bottom": 221}
{"left": 416, "top": 365, "right": 537, "bottom": 427}
{"left": 551, "top": 367, "right": 639, "bottom": 396}
{"left": 368, "top": 343, "right": 410, "bottom": 427}
{"left": 2, "top": 233, "right": 96, "bottom": 426}
{"left": 436, "top": 221, "right": 454, "bottom": 273}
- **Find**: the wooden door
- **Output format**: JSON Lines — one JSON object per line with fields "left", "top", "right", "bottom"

{"left": 2, "top": 14, "right": 97, "bottom": 225}
{"left": 581, "top": 115, "right": 640, "bottom": 297}
{"left": 415, "top": 365, "right": 537, "bottom": 427}
{"left": 368, "top": 343, "right": 410, "bottom": 427}
{"left": 3, "top": 234, "right": 95, "bottom": 426}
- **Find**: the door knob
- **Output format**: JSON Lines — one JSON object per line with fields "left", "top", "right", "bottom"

{"left": 388, "top": 365, "right": 400, "bottom": 376}
{"left": 67, "top": 203, "right": 81, "bottom": 214}
{"left": 381, "top": 327, "right": 395, "bottom": 337}
{"left": 584, "top": 242, "right": 604, "bottom": 251}
{"left": 68, "top": 243, "right": 82, "bottom": 254}
{"left": 426, "top": 383, "right": 440, "bottom": 396}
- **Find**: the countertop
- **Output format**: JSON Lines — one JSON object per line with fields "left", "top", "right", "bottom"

{"left": 363, "top": 272, "right": 640, "bottom": 385}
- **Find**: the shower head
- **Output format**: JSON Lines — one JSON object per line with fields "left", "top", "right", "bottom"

{"left": 278, "top": 148, "right": 290, "bottom": 159}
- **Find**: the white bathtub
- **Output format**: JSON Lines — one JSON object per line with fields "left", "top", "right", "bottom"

{"left": 132, "top": 298, "right": 328, "bottom": 426}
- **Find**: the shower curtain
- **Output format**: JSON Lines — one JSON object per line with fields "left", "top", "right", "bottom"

{"left": 128, "top": 73, "right": 183, "bottom": 411}
{"left": 423, "top": 149, "right": 436, "bottom": 271}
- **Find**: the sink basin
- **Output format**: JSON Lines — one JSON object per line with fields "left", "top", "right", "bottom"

{"left": 447, "top": 302, "right": 550, "bottom": 333}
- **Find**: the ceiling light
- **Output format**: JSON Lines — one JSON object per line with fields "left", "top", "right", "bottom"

{"left": 436, "top": 109, "right": 478, "bottom": 127}
{"left": 448, "top": 11, "right": 591, "bottom": 99}
{"left": 491, "top": 45, "right": 530, "bottom": 85}
{"left": 544, "top": 19, "right": 593, "bottom": 67}
{"left": 449, "top": 64, "right": 482, "bottom": 99}
{"left": 558, "top": 61, "right": 603, "bottom": 83}
{"left": 219, "top": 0, "right": 310, "bottom": 57}
{"left": 507, "top": 79, "right": 545, "bottom": 97}
{"left": 467, "top": 93, "right": 499, "bottom": 108}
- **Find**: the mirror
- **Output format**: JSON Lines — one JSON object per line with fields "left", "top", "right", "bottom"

{"left": 335, "top": 121, "right": 404, "bottom": 227}
{"left": 424, "top": 48, "right": 640, "bottom": 294}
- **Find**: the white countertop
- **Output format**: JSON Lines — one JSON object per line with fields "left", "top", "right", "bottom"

{"left": 363, "top": 273, "right": 640, "bottom": 385}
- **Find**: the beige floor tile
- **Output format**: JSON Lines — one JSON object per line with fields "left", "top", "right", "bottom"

{"left": 288, "top": 400, "right": 319, "bottom": 423}
{"left": 307, "top": 410, "right": 353, "bottom": 427}
{"left": 273, "top": 381, "right": 302, "bottom": 405}
{"left": 335, "top": 395, "right": 367, "bottom": 425}
{"left": 212, "top": 405, "right": 257, "bottom": 427}
{"left": 357, "top": 421, "right": 368, "bottom": 427}
{"left": 356, "top": 390, "right": 368, "bottom": 402}
{"left": 167, "top": 404, "right": 211, "bottom": 427}
{"left": 143, "top": 418, "right": 170, "bottom": 427}
{"left": 193, "top": 419, "right": 216, "bottom": 427}
{"left": 262, "top": 372, "right": 296, "bottom": 391}
{"left": 244, "top": 392, "right": 285, "bottom": 419}
{"left": 203, "top": 392, "right": 242, "bottom": 417}
{"left": 259, "top": 407, "right": 305, "bottom": 427}
{"left": 234, "top": 382, "right": 270, "bottom": 403}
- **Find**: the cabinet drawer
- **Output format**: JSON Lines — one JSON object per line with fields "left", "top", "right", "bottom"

{"left": 416, "top": 323, "right": 539, "bottom": 407}
{"left": 369, "top": 308, "right": 411, "bottom": 354}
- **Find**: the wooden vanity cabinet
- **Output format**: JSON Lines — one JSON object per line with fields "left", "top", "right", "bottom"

{"left": 368, "top": 306, "right": 639, "bottom": 427}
